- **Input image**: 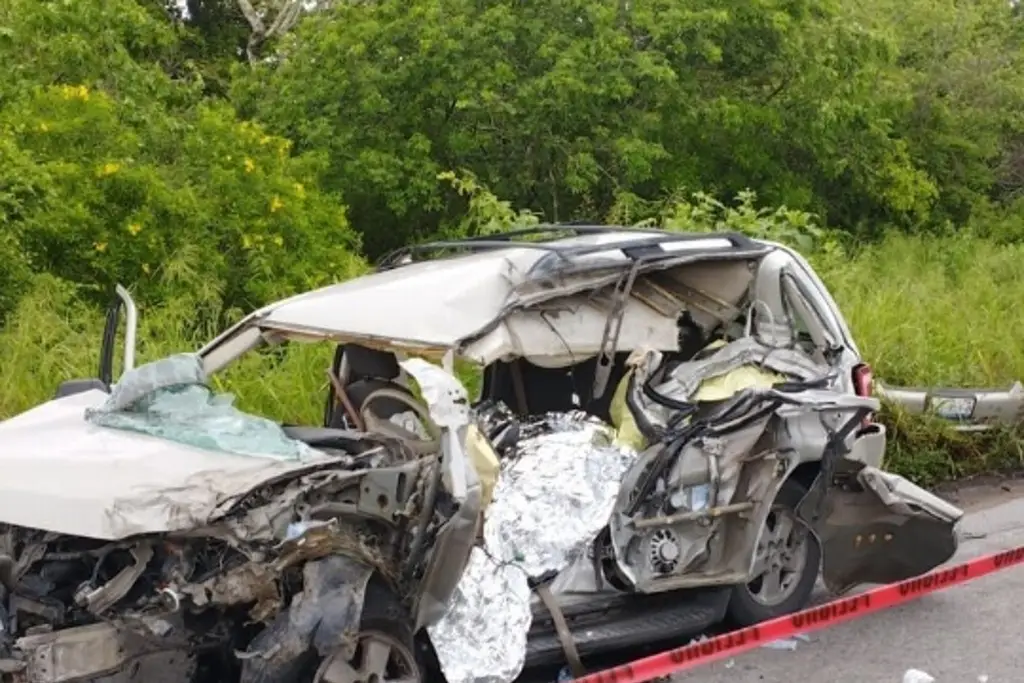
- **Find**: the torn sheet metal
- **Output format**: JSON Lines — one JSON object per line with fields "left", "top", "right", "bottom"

{"left": 0, "top": 387, "right": 333, "bottom": 540}
{"left": 629, "top": 336, "right": 829, "bottom": 431}
{"left": 461, "top": 295, "right": 680, "bottom": 368}
{"left": 86, "top": 354, "right": 320, "bottom": 461}
{"left": 814, "top": 460, "right": 962, "bottom": 594}
{"left": 428, "top": 411, "right": 639, "bottom": 683}
{"left": 237, "top": 239, "right": 761, "bottom": 367}
{"left": 239, "top": 555, "right": 373, "bottom": 683}
{"left": 400, "top": 357, "right": 476, "bottom": 501}
{"left": 607, "top": 412, "right": 771, "bottom": 588}
{"left": 399, "top": 358, "right": 470, "bottom": 430}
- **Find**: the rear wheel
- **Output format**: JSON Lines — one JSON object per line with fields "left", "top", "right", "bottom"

{"left": 726, "top": 478, "right": 820, "bottom": 626}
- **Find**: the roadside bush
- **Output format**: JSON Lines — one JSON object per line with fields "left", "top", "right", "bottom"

{"left": 233, "top": 0, "right": 1024, "bottom": 257}
{"left": 882, "top": 402, "right": 1024, "bottom": 486}
{"left": 0, "top": 86, "right": 365, "bottom": 325}
{"left": 818, "top": 231, "right": 1024, "bottom": 388}
{"left": 0, "top": 0, "right": 368, "bottom": 326}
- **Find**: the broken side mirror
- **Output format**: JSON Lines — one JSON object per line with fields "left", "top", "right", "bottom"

{"left": 53, "top": 284, "right": 138, "bottom": 399}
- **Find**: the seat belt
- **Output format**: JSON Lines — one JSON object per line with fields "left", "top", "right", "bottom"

{"left": 536, "top": 583, "right": 586, "bottom": 677}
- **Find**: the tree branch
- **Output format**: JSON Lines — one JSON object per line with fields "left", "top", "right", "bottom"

{"left": 236, "top": 0, "right": 304, "bottom": 64}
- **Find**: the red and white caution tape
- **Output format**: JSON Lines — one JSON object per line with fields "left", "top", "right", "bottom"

{"left": 572, "top": 546, "right": 1024, "bottom": 683}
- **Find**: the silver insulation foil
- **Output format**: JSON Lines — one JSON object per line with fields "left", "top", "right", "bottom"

{"left": 427, "top": 411, "right": 639, "bottom": 683}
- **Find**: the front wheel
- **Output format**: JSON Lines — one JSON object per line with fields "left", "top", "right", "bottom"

{"left": 313, "top": 579, "right": 422, "bottom": 683}
{"left": 725, "top": 478, "right": 821, "bottom": 626}
{"left": 313, "top": 630, "right": 420, "bottom": 683}
{"left": 241, "top": 576, "right": 424, "bottom": 683}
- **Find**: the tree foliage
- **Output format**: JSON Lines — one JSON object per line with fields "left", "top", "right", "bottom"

{"left": 232, "top": 0, "right": 1024, "bottom": 255}
{"left": 0, "top": 0, "right": 364, "bottom": 323}
{"left": 2, "top": 0, "right": 1024, "bottom": 481}
{"left": 0, "top": 0, "right": 1022, "bottom": 319}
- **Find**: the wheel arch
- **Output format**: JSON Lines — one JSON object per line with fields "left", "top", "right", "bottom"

{"left": 787, "top": 460, "right": 821, "bottom": 495}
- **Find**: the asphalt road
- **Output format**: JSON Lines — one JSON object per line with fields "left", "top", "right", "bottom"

{"left": 683, "top": 482, "right": 1024, "bottom": 683}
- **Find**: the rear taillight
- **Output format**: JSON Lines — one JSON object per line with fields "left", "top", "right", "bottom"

{"left": 852, "top": 363, "right": 873, "bottom": 397}
{"left": 852, "top": 363, "right": 874, "bottom": 426}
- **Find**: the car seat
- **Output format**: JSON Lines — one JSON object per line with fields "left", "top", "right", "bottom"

{"left": 325, "top": 344, "right": 441, "bottom": 454}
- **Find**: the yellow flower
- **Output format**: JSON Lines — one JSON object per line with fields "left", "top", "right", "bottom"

{"left": 293, "top": 182, "right": 306, "bottom": 198}
{"left": 94, "top": 242, "right": 107, "bottom": 253}
{"left": 272, "top": 235, "right": 284, "bottom": 247}
{"left": 59, "top": 84, "right": 89, "bottom": 101}
{"left": 270, "top": 196, "right": 284, "bottom": 213}
{"left": 244, "top": 157, "right": 256, "bottom": 173}
{"left": 97, "top": 162, "right": 121, "bottom": 177}
{"left": 142, "top": 263, "right": 151, "bottom": 274}
{"left": 127, "top": 223, "right": 142, "bottom": 236}
{"left": 37, "top": 122, "right": 49, "bottom": 132}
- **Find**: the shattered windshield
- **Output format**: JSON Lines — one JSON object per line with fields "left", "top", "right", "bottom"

{"left": 85, "top": 353, "right": 321, "bottom": 461}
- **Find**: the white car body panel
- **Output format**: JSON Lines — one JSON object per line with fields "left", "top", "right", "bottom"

{"left": 0, "top": 389, "right": 332, "bottom": 541}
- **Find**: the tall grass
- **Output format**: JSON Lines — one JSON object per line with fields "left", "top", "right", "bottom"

{"left": 818, "top": 232, "right": 1024, "bottom": 387}
{"left": 0, "top": 275, "right": 333, "bottom": 425}
{"left": 2, "top": 232, "right": 1021, "bottom": 484}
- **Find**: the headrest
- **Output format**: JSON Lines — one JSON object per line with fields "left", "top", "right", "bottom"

{"left": 341, "top": 343, "right": 401, "bottom": 382}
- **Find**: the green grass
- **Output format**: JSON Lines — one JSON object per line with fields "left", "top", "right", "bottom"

{"left": 2, "top": 232, "right": 1022, "bottom": 486}
{"left": 817, "top": 231, "right": 1024, "bottom": 387}
{"left": 816, "top": 232, "right": 1024, "bottom": 485}
{"left": 0, "top": 275, "right": 335, "bottom": 426}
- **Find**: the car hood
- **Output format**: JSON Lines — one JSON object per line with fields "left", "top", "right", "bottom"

{"left": 0, "top": 389, "right": 334, "bottom": 541}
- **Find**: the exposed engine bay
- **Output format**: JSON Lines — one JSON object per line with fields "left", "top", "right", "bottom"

{"left": 0, "top": 450, "right": 452, "bottom": 683}
{"left": 0, "top": 355, "right": 481, "bottom": 683}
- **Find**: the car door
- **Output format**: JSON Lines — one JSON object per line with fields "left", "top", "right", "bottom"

{"left": 796, "top": 454, "right": 963, "bottom": 595}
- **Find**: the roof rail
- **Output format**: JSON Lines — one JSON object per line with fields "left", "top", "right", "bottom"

{"left": 375, "top": 224, "right": 760, "bottom": 271}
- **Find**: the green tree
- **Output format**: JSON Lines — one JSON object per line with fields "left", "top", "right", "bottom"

{"left": 0, "top": 0, "right": 365, "bottom": 324}
{"left": 234, "top": 0, "right": 1024, "bottom": 255}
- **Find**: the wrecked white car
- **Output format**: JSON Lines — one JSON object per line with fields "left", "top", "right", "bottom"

{"left": 0, "top": 226, "right": 963, "bottom": 683}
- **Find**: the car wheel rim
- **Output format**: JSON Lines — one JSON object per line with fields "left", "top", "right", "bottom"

{"left": 313, "top": 631, "right": 420, "bottom": 683}
{"left": 748, "top": 505, "right": 810, "bottom": 606}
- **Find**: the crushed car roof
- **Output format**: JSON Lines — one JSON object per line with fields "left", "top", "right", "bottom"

{"left": 200, "top": 227, "right": 773, "bottom": 370}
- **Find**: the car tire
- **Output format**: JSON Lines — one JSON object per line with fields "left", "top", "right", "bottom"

{"left": 310, "top": 577, "right": 424, "bottom": 683}
{"left": 240, "top": 576, "right": 424, "bottom": 683}
{"left": 725, "top": 478, "right": 821, "bottom": 627}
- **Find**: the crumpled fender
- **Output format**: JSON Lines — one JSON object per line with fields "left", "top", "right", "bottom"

{"left": 239, "top": 555, "right": 374, "bottom": 683}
